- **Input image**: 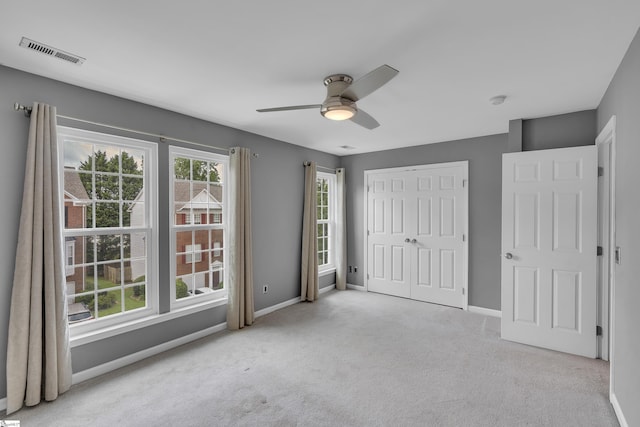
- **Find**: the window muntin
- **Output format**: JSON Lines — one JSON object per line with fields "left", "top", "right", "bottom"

{"left": 317, "top": 172, "right": 336, "bottom": 271}
{"left": 58, "top": 127, "right": 157, "bottom": 332}
{"left": 170, "top": 146, "right": 228, "bottom": 305}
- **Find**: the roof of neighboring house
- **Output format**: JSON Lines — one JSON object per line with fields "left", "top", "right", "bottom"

{"left": 64, "top": 168, "right": 90, "bottom": 200}
{"left": 174, "top": 181, "right": 223, "bottom": 213}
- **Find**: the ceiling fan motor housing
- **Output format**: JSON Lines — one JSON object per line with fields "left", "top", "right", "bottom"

{"left": 321, "top": 74, "right": 357, "bottom": 119}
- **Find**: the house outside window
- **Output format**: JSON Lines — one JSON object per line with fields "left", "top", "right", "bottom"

{"left": 170, "top": 146, "right": 227, "bottom": 305}
{"left": 58, "top": 126, "right": 158, "bottom": 332}
{"left": 317, "top": 172, "right": 336, "bottom": 272}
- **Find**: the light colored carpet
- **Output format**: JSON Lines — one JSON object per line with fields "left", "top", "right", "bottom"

{"left": 5, "top": 290, "right": 616, "bottom": 426}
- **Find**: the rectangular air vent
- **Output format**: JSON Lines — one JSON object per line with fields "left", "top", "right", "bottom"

{"left": 19, "top": 37, "right": 85, "bottom": 65}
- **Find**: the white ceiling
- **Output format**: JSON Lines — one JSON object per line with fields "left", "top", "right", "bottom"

{"left": 1, "top": 1, "right": 639, "bottom": 155}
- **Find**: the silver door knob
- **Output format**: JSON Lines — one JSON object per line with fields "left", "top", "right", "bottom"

{"left": 404, "top": 238, "right": 410, "bottom": 243}
{"left": 411, "top": 239, "right": 417, "bottom": 244}
{"left": 505, "top": 253, "right": 513, "bottom": 259}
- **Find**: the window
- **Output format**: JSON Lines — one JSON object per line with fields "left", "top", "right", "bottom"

{"left": 170, "top": 146, "right": 228, "bottom": 305}
{"left": 58, "top": 127, "right": 157, "bottom": 332}
{"left": 65, "top": 240, "right": 75, "bottom": 276}
{"left": 317, "top": 172, "right": 336, "bottom": 272}
{"left": 185, "top": 244, "right": 203, "bottom": 263}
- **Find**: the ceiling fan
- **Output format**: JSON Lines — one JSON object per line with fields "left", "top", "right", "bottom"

{"left": 257, "top": 64, "right": 399, "bottom": 130}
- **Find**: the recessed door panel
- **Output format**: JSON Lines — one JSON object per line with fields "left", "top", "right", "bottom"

{"left": 553, "top": 192, "right": 581, "bottom": 252}
{"left": 514, "top": 193, "right": 539, "bottom": 250}
{"left": 513, "top": 267, "right": 538, "bottom": 324}
{"left": 373, "top": 244, "right": 385, "bottom": 279}
{"left": 391, "top": 198, "right": 405, "bottom": 234}
{"left": 552, "top": 270, "right": 580, "bottom": 332}
{"left": 439, "top": 249, "right": 455, "bottom": 290}
{"left": 417, "top": 197, "right": 432, "bottom": 236}
{"left": 439, "top": 197, "right": 455, "bottom": 238}
{"left": 391, "top": 246, "right": 405, "bottom": 282}
{"left": 417, "top": 248, "right": 431, "bottom": 287}
{"left": 373, "top": 199, "right": 385, "bottom": 234}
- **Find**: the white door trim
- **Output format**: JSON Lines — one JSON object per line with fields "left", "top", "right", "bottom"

{"left": 595, "top": 116, "right": 617, "bottom": 394}
{"left": 363, "top": 161, "right": 469, "bottom": 309}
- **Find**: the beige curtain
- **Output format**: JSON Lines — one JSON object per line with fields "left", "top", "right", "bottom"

{"left": 335, "top": 168, "right": 347, "bottom": 290}
{"left": 227, "top": 147, "right": 254, "bottom": 330}
{"left": 6, "top": 103, "right": 72, "bottom": 414}
{"left": 301, "top": 162, "right": 319, "bottom": 301}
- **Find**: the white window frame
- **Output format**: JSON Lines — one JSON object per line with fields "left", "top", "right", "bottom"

{"left": 317, "top": 171, "right": 336, "bottom": 274}
{"left": 58, "top": 126, "right": 158, "bottom": 338}
{"left": 169, "top": 146, "right": 228, "bottom": 309}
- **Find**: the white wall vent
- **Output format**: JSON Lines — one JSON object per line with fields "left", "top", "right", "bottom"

{"left": 19, "top": 37, "right": 85, "bottom": 65}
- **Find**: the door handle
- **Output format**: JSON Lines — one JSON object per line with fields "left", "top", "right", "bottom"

{"left": 411, "top": 239, "right": 417, "bottom": 244}
{"left": 504, "top": 252, "right": 513, "bottom": 259}
{"left": 405, "top": 238, "right": 410, "bottom": 243}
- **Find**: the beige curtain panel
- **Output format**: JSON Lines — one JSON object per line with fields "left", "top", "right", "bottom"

{"left": 301, "top": 162, "right": 319, "bottom": 301}
{"left": 227, "top": 147, "right": 255, "bottom": 330}
{"left": 6, "top": 102, "right": 72, "bottom": 414}
{"left": 335, "top": 168, "right": 347, "bottom": 291}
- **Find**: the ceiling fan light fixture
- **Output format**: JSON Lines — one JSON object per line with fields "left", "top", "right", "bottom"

{"left": 322, "top": 105, "right": 356, "bottom": 121}
{"left": 321, "top": 97, "right": 357, "bottom": 121}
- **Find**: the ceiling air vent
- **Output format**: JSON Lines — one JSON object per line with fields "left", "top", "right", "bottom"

{"left": 19, "top": 37, "right": 85, "bottom": 65}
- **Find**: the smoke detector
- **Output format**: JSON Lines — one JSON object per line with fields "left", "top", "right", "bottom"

{"left": 19, "top": 37, "right": 85, "bottom": 65}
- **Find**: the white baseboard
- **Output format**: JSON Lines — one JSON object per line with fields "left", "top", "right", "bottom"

{"left": 468, "top": 305, "right": 502, "bottom": 318}
{"left": 346, "top": 283, "right": 366, "bottom": 291}
{"left": 319, "top": 284, "right": 336, "bottom": 294}
{"left": 255, "top": 296, "right": 301, "bottom": 318}
{"left": 611, "top": 392, "right": 628, "bottom": 427}
{"left": 72, "top": 322, "right": 227, "bottom": 385}
{"left": 254, "top": 284, "right": 336, "bottom": 318}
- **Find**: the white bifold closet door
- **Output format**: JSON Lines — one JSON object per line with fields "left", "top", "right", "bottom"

{"left": 366, "top": 162, "right": 468, "bottom": 308}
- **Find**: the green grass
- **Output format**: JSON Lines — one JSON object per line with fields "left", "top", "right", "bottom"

{"left": 83, "top": 276, "right": 146, "bottom": 318}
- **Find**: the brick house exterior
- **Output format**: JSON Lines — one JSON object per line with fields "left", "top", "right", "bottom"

{"left": 63, "top": 168, "right": 90, "bottom": 295}
{"left": 174, "top": 181, "right": 224, "bottom": 290}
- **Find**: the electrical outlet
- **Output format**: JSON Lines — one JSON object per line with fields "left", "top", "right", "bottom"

{"left": 348, "top": 265, "right": 353, "bottom": 273}
{"left": 263, "top": 284, "right": 268, "bottom": 293}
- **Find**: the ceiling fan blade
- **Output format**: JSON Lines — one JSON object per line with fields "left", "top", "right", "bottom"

{"left": 256, "top": 104, "right": 321, "bottom": 113}
{"left": 350, "top": 108, "right": 379, "bottom": 130}
{"left": 341, "top": 64, "right": 399, "bottom": 101}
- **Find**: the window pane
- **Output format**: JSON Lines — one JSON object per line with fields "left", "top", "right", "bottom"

{"left": 94, "top": 174, "right": 118, "bottom": 201}
{"left": 96, "top": 290, "right": 122, "bottom": 318}
{"left": 94, "top": 146, "right": 118, "bottom": 173}
{"left": 125, "top": 284, "right": 146, "bottom": 312}
{"left": 64, "top": 140, "right": 93, "bottom": 170}
{"left": 121, "top": 150, "right": 144, "bottom": 176}
{"left": 192, "top": 160, "right": 207, "bottom": 181}
{"left": 96, "top": 202, "right": 120, "bottom": 227}
{"left": 122, "top": 176, "right": 144, "bottom": 201}
{"left": 97, "top": 235, "right": 122, "bottom": 262}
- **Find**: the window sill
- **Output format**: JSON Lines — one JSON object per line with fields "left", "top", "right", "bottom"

{"left": 319, "top": 267, "right": 336, "bottom": 277}
{"left": 70, "top": 297, "right": 227, "bottom": 348}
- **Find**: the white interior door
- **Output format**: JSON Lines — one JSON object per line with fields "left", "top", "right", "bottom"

{"left": 366, "top": 162, "right": 467, "bottom": 308}
{"left": 367, "top": 170, "right": 412, "bottom": 298}
{"left": 410, "top": 166, "right": 467, "bottom": 308}
{"left": 501, "top": 146, "right": 597, "bottom": 358}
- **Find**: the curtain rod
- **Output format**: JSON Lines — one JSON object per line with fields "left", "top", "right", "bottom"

{"left": 303, "top": 161, "right": 338, "bottom": 173}
{"left": 14, "top": 102, "right": 259, "bottom": 157}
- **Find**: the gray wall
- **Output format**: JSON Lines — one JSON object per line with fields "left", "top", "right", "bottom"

{"left": 597, "top": 28, "right": 640, "bottom": 426}
{"left": 0, "top": 65, "right": 338, "bottom": 397}
{"left": 522, "top": 110, "right": 596, "bottom": 151}
{"left": 341, "top": 135, "right": 508, "bottom": 310}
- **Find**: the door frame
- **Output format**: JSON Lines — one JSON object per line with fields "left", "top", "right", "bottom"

{"left": 363, "top": 161, "right": 469, "bottom": 309}
{"left": 595, "top": 116, "right": 616, "bottom": 372}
